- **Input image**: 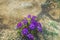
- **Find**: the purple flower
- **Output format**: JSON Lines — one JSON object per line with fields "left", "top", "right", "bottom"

{"left": 16, "top": 22, "right": 22, "bottom": 28}
{"left": 37, "top": 23, "right": 42, "bottom": 32}
{"left": 28, "top": 15, "right": 31, "bottom": 18}
{"left": 22, "top": 28, "right": 29, "bottom": 35}
{"left": 31, "top": 19, "right": 37, "bottom": 22}
{"left": 32, "top": 16, "right": 37, "bottom": 20}
{"left": 27, "top": 34, "right": 34, "bottom": 40}
{"left": 37, "top": 23, "right": 42, "bottom": 27}
{"left": 31, "top": 19, "right": 38, "bottom": 26}
{"left": 22, "top": 18, "right": 28, "bottom": 25}
{"left": 31, "top": 16, "right": 37, "bottom": 23}
{"left": 29, "top": 23, "right": 36, "bottom": 30}
{"left": 37, "top": 26, "right": 42, "bottom": 32}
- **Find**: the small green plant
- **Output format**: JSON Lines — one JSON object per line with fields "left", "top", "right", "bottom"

{"left": 16, "top": 15, "right": 42, "bottom": 40}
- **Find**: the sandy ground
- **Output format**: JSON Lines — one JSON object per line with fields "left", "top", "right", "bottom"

{"left": 0, "top": 0, "right": 60, "bottom": 40}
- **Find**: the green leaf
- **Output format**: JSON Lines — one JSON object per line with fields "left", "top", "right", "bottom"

{"left": 42, "top": 26, "right": 58, "bottom": 40}
{"left": 48, "top": 21, "right": 58, "bottom": 30}
{"left": 43, "top": 27, "right": 58, "bottom": 36}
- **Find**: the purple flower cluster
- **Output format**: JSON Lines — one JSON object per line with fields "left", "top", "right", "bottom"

{"left": 16, "top": 22, "right": 22, "bottom": 28}
{"left": 16, "top": 15, "right": 42, "bottom": 40}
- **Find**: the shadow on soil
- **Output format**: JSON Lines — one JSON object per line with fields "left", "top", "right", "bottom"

{"left": 37, "top": 0, "right": 60, "bottom": 22}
